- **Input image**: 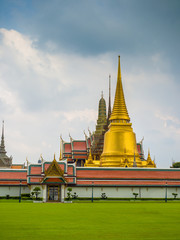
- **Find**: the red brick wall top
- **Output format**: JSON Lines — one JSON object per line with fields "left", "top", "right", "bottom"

{"left": 76, "top": 180, "right": 180, "bottom": 186}
{"left": 76, "top": 168, "right": 180, "bottom": 180}
{"left": 0, "top": 171, "right": 27, "bottom": 180}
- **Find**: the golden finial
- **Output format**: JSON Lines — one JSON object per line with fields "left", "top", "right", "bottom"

{"left": 88, "top": 128, "right": 92, "bottom": 137}
{"left": 83, "top": 130, "right": 88, "bottom": 139}
{"left": 86, "top": 148, "right": 94, "bottom": 164}
{"left": 40, "top": 154, "right": 44, "bottom": 163}
{"left": 54, "top": 153, "right": 56, "bottom": 161}
{"left": 110, "top": 56, "right": 130, "bottom": 122}
{"left": 147, "top": 149, "right": 152, "bottom": 162}
{"left": 140, "top": 137, "right": 144, "bottom": 145}
{"left": 60, "top": 134, "right": 63, "bottom": 141}
{"left": 26, "top": 157, "right": 29, "bottom": 166}
{"left": 69, "top": 133, "right": 73, "bottom": 142}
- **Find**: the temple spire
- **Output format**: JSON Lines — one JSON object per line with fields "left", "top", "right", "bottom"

{"left": 110, "top": 56, "right": 130, "bottom": 122}
{"left": 0, "top": 121, "right": 6, "bottom": 154}
{"left": 147, "top": 149, "right": 152, "bottom": 163}
{"left": 107, "top": 75, "right": 111, "bottom": 122}
{"left": 84, "top": 148, "right": 94, "bottom": 166}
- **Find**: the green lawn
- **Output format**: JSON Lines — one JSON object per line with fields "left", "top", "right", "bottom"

{"left": 0, "top": 202, "right": 179, "bottom": 240}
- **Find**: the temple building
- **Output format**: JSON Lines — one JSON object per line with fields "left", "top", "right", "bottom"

{"left": 61, "top": 72, "right": 146, "bottom": 167}
{"left": 85, "top": 56, "right": 156, "bottom": 168}
{"left": 1, "top": 56, "right": 180, "bottom": 202}
{"left": 61, "top": 133, "right": 93, "bottom": 166}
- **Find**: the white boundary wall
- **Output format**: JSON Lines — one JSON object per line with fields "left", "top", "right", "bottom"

{"left": 1, "top": 185, "right": 180, "bottom": 199}
{"left": 0, "top": 186, "right": 30, "bottom": 197}
{"left": 65, "top": 186, "right": 180, "bottom": 199}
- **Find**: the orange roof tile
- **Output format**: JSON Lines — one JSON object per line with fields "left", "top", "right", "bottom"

{"left": 73, "top": 141, "right": 87, "bottom": 151}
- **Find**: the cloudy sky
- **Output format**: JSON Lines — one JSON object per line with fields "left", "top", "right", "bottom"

{"left": 0, "top": 0, "right": 180, "bottom": 167}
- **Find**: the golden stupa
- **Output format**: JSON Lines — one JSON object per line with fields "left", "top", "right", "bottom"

{"left": 85, "top": 56, "right": 156, "bottom": 168}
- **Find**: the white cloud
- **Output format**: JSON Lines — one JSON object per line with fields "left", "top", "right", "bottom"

{"left": 0, "top": 28, "right": 180, "bottom": 168}
{"left": 63, "top": 109, "right": 97, "bottom": 122}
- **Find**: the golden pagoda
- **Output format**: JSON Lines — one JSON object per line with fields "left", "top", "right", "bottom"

{"left": 145, "top": 149, "right": 156, "bottom": 168}
{"left": 84, "top": 148, "right": 94, "bottom": 167}
{"left": 85, "top": 56, "right": 156, "bottom": 168}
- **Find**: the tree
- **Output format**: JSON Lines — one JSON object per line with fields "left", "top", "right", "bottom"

{"left": 101, "top": 193, "right": 107, "bottom": 199}
{"left": 172, "top": 193, "right": 178, "bottom": 199}
{"left": 72, "top": 192, "right": 78, "bottom": 199}
{"left": 67, "top": 187, "right": 72, "bottom": 200}
{"left": 171, "top": 162, "right": 180, "bottom": 168}
{"left": 31, "top": 187, "right": 41, "bottom": 200}
{"left": 133, "top": 193, "right": 138, "bottom": 199}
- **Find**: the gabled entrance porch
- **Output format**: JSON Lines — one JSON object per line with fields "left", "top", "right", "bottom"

{"left": 41, "top": 155, "right": 67, "bottom": 202}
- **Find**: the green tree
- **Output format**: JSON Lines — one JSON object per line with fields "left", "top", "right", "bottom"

{"left": 172, "top": 193, "right": 178, "bottom": 199}
{"left": 101, "top": 193, "right": 107, "bottom": 199}
{"left": 172, "top": 162, "right": 180, "bottom": 168}
{"left": 31, "top": 187, "right": 41, "bottom": 200}
{"left": 67, "top": 187, "right": 72, "bottom": 200}
{"left": 133, "top": 193, "right": 138, "bottom": 199}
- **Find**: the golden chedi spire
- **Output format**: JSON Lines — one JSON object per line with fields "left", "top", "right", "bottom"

{"left": 110, "top": 56, "right": 130, "bottom": 122}
{"left": 146, "top": 149, "right": 156, "bottom": 168}
{"left": 84, "top": 148, "right": 95, "bottom": 167}
{"left": 100, "top": 56, "right": 143, "bottom": 167}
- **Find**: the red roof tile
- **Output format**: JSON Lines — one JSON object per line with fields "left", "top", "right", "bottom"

{"left": 29, "top": 177, "right": 42, "bottom": 183}
{"left": 64, "top": 143, "right": 72, "bottom": 153}
{"left": 67, "top": 166, "right": 74, "bottom": 175}
{"left": 137, "top": 144, "right": 141, "bottom": 153}
{"left": 0, "top": 180, "right": 27, "bottom": 185}
{"left": 11, "top": 165, "right": 24, "bottom": 169}
{"left": 44, "top": 164, "right": 51, "bottom": 171}
{"left": 45, "top": 178, "right": 64, "bottom": 183}
{"left": 73, "top": 141, "right": 87, "bottom": 151}
{"left": 67, "top": 178, "right": 74, "bottom": 183}
{"left": 30, "top": 166, "right": 41, "bottom": 175}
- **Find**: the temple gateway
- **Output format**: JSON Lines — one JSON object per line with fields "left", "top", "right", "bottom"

{"left": 0, "top": 57, "right": 180, "bottom": 202}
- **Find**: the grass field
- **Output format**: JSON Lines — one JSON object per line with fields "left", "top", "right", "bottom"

{"left": 0, "top": 202, "right": 179, "bottom": 240}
